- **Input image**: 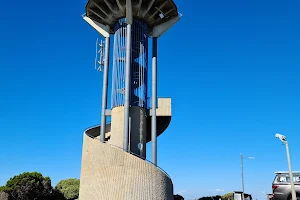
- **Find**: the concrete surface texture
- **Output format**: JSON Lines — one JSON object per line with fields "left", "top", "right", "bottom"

{"left": 109, "top": 106, "right": 147, "bottom": 158}
{"left": 79, "top": 98, "right": 173, "bottom": 199}
{"left": 87, "top": 97, "right": 172, "bottom": 142}
{"left": 79, "top": 133, "right": 173, "bottom": 200}
{"left": 0, "top": 192, "right": 8, "bottom": 200}
{"left": 156, "top": 98, "right": 172, "bottom": 116}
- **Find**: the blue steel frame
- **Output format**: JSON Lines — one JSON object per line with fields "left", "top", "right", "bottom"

{"left": 111, "top": 18, "right": 149, "bottom": 109}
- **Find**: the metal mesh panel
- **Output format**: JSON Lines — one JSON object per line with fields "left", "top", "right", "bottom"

{"left": 111, "top": 18, "right": 148, "bottom": 108}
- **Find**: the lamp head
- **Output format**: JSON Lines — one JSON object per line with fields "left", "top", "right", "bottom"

{"left": 275, "top": 133, "right": 287, "bottom": 143}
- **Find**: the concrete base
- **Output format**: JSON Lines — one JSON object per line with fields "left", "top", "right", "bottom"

{"left": 79, "top": 133, "right": 173, "bottom": 200}
{"left": 110, "top": 106, "right": 147, "bottom": 158}
{"left": 79, "top": 98, "right": 173, "bottom": 199}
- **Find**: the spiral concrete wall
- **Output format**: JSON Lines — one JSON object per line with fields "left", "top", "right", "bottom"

{"left": 79, "top": 132, "right": 173, "bottom": 200}
{"left": 79, "top": 98, "right": 173, "bottom": 200}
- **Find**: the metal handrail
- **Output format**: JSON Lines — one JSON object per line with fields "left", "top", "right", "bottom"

{"left": 84, "top": 128, "right": 171, "bottom": 179}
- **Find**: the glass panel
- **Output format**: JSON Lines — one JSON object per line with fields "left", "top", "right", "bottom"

{"left": 277, "top": 176, "right": 300, "bottom": 182}
{"left": 234, "top": 194, "right": 242, "bottom": 200}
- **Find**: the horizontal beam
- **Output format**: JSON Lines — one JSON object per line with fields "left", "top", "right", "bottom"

{"left": 105, "top": 109, "right": 111, "bottom": 116}
{"left": 82, "top": 16, "right": 110, "bottom": 38}
{"left": 141, "top": 0, "right": 155, "bottom": 18}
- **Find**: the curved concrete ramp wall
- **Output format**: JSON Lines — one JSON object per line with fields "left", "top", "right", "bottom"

{"left": 79, "top": 133, "right": 173, "bottom": 200}
{"left": 0, "top": 192, "right": 8, "bottom": 200}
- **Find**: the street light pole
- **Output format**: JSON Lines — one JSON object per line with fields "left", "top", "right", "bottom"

{"left": 240, "top": 153, "right": 255, "bottom": 200}
{"left": 240, "top": 153, "right": 245, "bottom": 195}
{"left": 285, "top": 141, "right": 296, "bottom": 200}
{"left": 275, "top": 133, "right": 296, "bottom": 200}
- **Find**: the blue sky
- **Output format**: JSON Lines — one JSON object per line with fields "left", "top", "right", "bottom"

{"left": 1, "top": 0, "right": 300, "bottom": 199}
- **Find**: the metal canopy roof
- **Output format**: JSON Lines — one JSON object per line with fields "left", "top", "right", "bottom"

{"left": 85, "top": 0, "right": 178, "bottom": 34}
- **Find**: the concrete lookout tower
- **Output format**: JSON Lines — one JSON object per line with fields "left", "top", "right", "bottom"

{"left": 79, "top": 0, "right": 181, "bottom": 199}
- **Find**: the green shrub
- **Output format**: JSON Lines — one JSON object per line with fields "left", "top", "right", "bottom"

{"left": 3, "top": 172, "right": 52, "bottom": 200}
{"left": 55, "top": 179, "right": 80, "bottom": 200}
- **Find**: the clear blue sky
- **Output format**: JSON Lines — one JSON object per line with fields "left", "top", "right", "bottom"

{"left": 1, "top": 0, "right": 300, "bottom": 199}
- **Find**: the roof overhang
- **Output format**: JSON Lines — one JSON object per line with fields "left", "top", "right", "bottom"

{"left": 85, "top": 0, "right": 179, "bottom": 35}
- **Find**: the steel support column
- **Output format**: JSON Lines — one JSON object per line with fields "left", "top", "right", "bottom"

{"left": 123, "top": 23, "right": 132, "bottom": 152}
{"left": 152, "top": 37, "right": 158, "bottom": 165}
{"left": 286, "top": 142, "right": 297, "bottom": 200}
{"left": 100, "top": 36, "right": 110, "bottom": 143}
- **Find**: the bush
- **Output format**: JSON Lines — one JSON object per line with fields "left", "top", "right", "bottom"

{"left": 2, "top": 172, "right": 52, "bottom": 200}
{"left": 55, "top": 179, "right": 80, "bottom": 200}
{"left": 174, "top": 194, "right": 184, "bottom": 200}
{"left": 0, "top": 186, "right": 6, "bottom": 192}
{"left": 222, "top": 193, "right": 233, "bottom": 200}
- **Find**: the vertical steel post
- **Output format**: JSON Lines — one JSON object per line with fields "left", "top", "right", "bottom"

{"left": 152, "top": 37, "right": 158, "bottom": 165}
{"left": 123, "top": 23, "right": 132, "bottom": 152}
{"left": 100, "top": 36, "right": 110, "bottom": 143}
{"left": 285, "top": 142, "right": 297, "bottom": 200}
{"left": 240, "top": 153, "right": 245, "bottom": 200}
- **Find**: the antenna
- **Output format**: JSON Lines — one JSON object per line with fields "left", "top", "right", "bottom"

{"left": 95, "top": 38, "right": 105, "bottom": 72}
